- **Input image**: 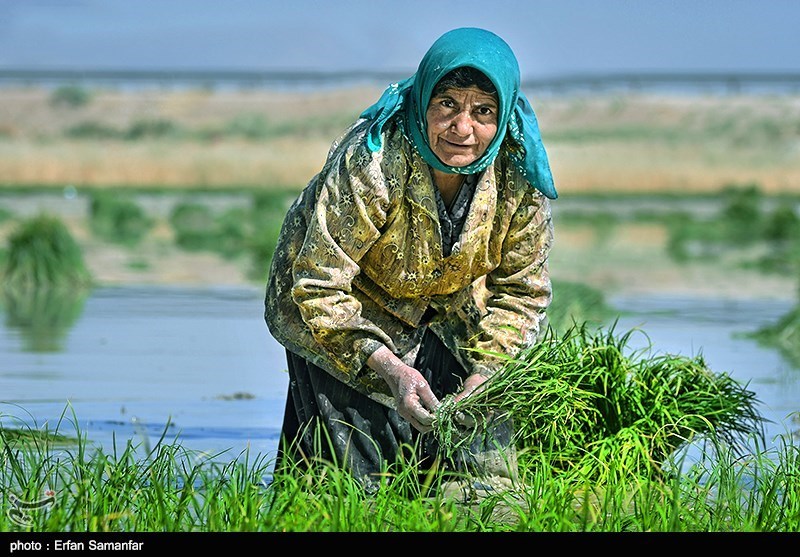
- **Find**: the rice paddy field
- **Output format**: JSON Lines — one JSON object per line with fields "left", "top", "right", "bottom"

{"left": 1, "top": 83, "right": 799, "bottom": 533}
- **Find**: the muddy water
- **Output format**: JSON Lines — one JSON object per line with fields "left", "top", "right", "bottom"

{"left": 0, "top": 286, "right": 797, "bottom": 469}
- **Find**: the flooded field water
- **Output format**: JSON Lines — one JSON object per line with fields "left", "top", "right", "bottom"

{"left": 1, "top": 285, "right": 798, "bottom": 469}
{"left": 0, "top": 286, "right": 289, "bottom": 464}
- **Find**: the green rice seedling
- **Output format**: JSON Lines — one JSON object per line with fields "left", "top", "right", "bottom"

{"left": 0, "top": 404, "right": 80, "bottom": 451}
{"left": 433, "top": 322, "right": 765, "bottom": 483}
{"left": 1, "top": 400, "right": 799, "bottom": 531}
{"left": 670, "top": 433, "right": 799, "bottom": 531}
{"left": 0, "top": 428, "right": 75, "bottom": 449}
{"left": 89, "top": 191, "right": 153, "bottom": 246}
{"left": 0, "top": 405, "right": 273, "bottom": 532}
{"left": 192, "top": 449, "right": 275, "bottom": 531}
{"left": 2, "top": 214, "right": 92, "bottom": 291}
{"left": 504, "top": 432, "right": 800, "bottom": 532}
{"left": 266, "top": 455, "right": 472, "bottom": 532}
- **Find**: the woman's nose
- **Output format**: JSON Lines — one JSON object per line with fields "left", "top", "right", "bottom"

{"left": 450, "top": 111, "right": 474, "bottom": 135}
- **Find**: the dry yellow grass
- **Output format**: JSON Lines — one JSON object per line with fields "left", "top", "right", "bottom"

{"left": 0, "top": 86, "right": 382, "bottom": 189}
{"left": 1, "top": 86, "right": 799, "bottom": 195}
{"left": 0, "top": 138, "right": 331, "bottom": 188}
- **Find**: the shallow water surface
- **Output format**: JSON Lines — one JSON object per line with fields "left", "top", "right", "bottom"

{"left": 1, "top": 286, "right": 797, "bottom": 466}
{"left": 0, "top": 286, "right": 289, "bottom": 462}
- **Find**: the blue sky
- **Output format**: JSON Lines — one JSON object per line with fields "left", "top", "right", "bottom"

{"left": 1, "top": 0, "right": 799, "bottom": 79}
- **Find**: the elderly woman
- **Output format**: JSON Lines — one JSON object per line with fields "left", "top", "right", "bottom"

{"left": 265, "top": 27, "right": 557, "bottom": 494}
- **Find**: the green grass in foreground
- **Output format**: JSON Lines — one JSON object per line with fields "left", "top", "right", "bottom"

{"left": 1, "top": 409, "right": 798, "bottom": 531}
{"left": 2, "top": 323, "right": 799, "bottom": 532}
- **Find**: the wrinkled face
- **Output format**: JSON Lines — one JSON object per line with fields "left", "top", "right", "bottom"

{"left": 425, "top": 85, "right": 499, "bottom": 168}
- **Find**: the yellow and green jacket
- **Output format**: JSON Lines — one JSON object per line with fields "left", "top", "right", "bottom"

{"left": 264, "top": 116, "right": 553, "bottom": 409}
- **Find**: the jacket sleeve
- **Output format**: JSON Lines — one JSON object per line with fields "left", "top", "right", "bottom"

{"left": 464, "top": 186, "right": 554, "bottom": 377}
{"left": 288, "top": 125, "right": 397, "bottom": 377}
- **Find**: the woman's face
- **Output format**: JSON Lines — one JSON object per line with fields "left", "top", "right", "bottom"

{"left": 426, "top": 85, "right": 498, "bottom": 168}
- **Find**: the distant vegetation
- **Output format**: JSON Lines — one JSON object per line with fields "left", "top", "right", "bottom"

{"left": 557, "top": 183, "right": 800, "bottom": 279}
{"left": 64, "top": 112, "right": 358, "bottom": 143}
{"left": 166, "top": 189, "right": 295, "bottom": 280}
{"left": 664, "top": 183, "right": 800, "bottom": 275}
{"left": 0, "top": 206, "right": 12, "bottom": 223}
{"left": 67, "top": 118, "right": 179, "bottom": 141}
{"left": 1, "top": 285, "right": 89, "bottom": 352}
{"left": 1, "top": 214, "right": 92, "bottom": 291}
{"left": 548, "top": 280, "right": 614, "bottom": 334}
{"left": 1, "top": 182, "right": 796, "bottom": 361}
{"left": 89, "top": 191, "right": 154, "bottom": 246}
{"left": 48, "top": 85, "right": 92, "bottom": 108}
{"left": 0, "top": 214, "right": 92, "bottom": 351}
{"left": 3, "top": 87, "right": 799, "bottom": 192}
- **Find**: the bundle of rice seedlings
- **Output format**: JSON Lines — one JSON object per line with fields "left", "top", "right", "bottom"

{"left": 434, "top": 322, "right": 765, "bottom": 480}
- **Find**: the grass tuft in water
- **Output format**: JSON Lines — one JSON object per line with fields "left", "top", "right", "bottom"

{"left": 749, "top": 301, "right": 800, "bottom": 368}
{"left": 1, "top": 214, "right": 92, "bottom": 291}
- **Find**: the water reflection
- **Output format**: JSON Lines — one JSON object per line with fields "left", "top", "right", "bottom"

{"left": 2, "top": 286, "right": 90, "bottom": 352}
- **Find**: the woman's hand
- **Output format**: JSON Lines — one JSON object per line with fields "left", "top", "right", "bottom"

{"left": 368, "top": 346, "right": 440, "bottom": 432}
{"left": 449, "top": 373, "right": 490, "bottom": 428}
{"left": 452, "top": 372, "right": 488, "bottom": 403}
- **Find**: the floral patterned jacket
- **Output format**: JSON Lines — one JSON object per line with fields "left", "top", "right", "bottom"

{"left": 264, "top": 115, "right": 554, "bottom": 409}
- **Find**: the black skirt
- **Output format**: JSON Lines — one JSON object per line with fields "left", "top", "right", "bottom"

{"left": 273, "top": 327, "right": 516, "bottom": 491}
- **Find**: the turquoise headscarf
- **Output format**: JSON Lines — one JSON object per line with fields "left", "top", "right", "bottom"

{"left": 360, "top": 27, "right": 557, "bottom": 199}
